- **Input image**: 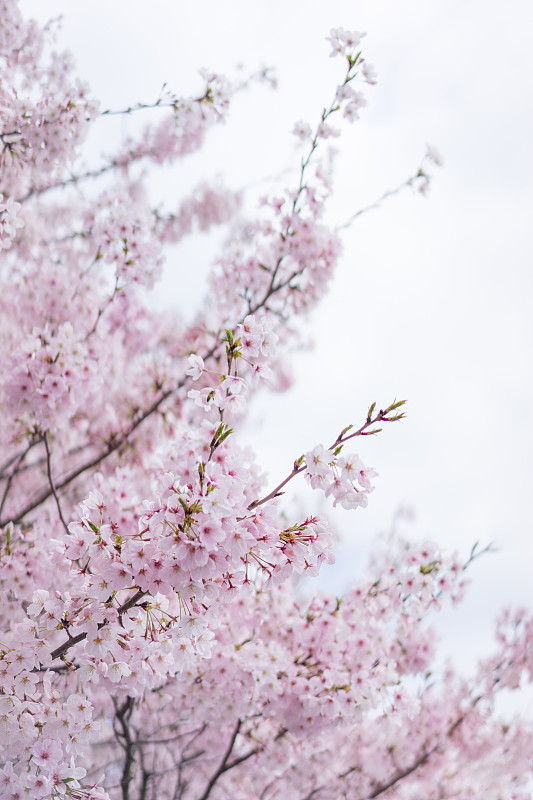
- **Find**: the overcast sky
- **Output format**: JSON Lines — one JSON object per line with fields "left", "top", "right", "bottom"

{"left": 20, "top": 0, "right": 533, "bottom": 676}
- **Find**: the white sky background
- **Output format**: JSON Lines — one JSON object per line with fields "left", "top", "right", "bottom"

{"left": 20, "top": 0, "right": 533, "bottom": 675}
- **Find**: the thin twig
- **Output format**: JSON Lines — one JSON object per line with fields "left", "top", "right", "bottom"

{"left": 247, "top": 401, "right": 405, "bottom": 511}
{"left": 46, "top": 588, "right": 146, "bottom": 664}
{"left": 197, "top": 720, "right": 243, "bottom": 800}
{"left": 42, "top": 431, "right": 70, "bottom": 535}
{"left": 0, "top": 440, "right": 37, "bottom": 519}
{"left": 18, "top": 160, "right": 125, "bottom": 203}
{"left": 360, "top": 714, "right": 467, "bottom": 800}
{"left": 336, "top": 166, "right": 431, "bottom": 232}
{"left": 0, "top": 446, "right": 31, "bottom": 479}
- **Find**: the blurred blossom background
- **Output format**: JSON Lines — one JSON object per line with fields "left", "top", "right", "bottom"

{"left": 21, "top": 0, "right": 533, "bottom": 675}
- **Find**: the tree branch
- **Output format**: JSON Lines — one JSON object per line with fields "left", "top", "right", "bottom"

{"left": 0, "top": 441, "right": 35, "bottom": 521}
{"left": 336, "top": 171, "right": 423, "bottom": 232}
{"left": 365, "top": 745, "right": 439, "bottom": 799}
{"left": 113, "top": 696, "right": 136, "bottom": 800}
{"left": 19, "top": 159, "right": 128, "bottom": 203}
{"left": 1, "top": 387, "right": 175, "bottom": 528}
{"left": 197, "top": 719, "right": 243, "bottom": 800}
{"left": 247, "top": 400, "right": 405, "bottom": 511}
{"left": 46, "top": 588, "right": 146, "bottom": 664}
{"left": 361, "top": 714, "right": 467, "bottom": 800}
{"left": 42, "top": 431, "right": 70, "bottom": 535}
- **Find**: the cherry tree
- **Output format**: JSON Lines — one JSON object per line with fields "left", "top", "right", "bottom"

{"left": 0, "top": 2, "right": 532, "bottom": 798}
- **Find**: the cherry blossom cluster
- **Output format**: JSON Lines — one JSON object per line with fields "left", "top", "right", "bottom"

{"left": 304, "top": 444, "right": 378, "bottom": 509}
{"left": 4, "top": 321, "right": 99, "bottom": 436}
{"left": 78, "top": 545, "right": 533, "bottom": 799}
{"left": 91, "top": 192, "right": 164, "bottom": 289}
{"left": 205, "top": 38, "right": 379, "bottom": 335}
{"left": 60, "top": 426, "right": 335, "bottom": 610}
{"left": 0, "top": 652, "right": 99, "bottom": 798}
{"left": 0, "top": 4, "right": 97, "bottom": 202}
{"left": 206, "top": 209, "right": 342, "bottom": 334}
{"left": 415, "top": 143, "right": 445, "bottom": 196}
{"left": 155, "top": 183, "right": 241, "bottom": 244}
{"left": 186, "top": 313, "right": 279, "bottom": 415}
{"left": 108, "top": 72, "right": 233, "bottom": 176}
{"left": 327, "top": 27, "right": 377, "bottom": 84}
{"left": 0, "top": 193, "right": 23, "bottom": 249}
{"left": 170, "top": 539, "right": 466, "bottom": 734}
{"left": 292, "top": 26, "right": 376, "bottom": 146}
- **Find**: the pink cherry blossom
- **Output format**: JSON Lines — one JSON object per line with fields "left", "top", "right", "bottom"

{"left": 32, "top": 738, "right": 63, "bottom": 769}
{"left": 185, "top": 353, "right": 205, "bottom": 380}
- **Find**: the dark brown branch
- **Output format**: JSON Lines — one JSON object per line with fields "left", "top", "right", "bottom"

{"left": 0, "top": 441, "right": 92, "bottom": 481}
{"left": 0, "top": 441, "right": 35, "bottom": 520}
{"left": 1, "top": 387, "right": 175, "bottom": 528}
{"left": 113, "top": 696, "right": 136, "bottom": 800}
{"left": 365, "top": 745, "right": 439, "bottom": 799}
{"left": 197, "top": 720, "right": 243, "bottom": 800}
{"left": 221, "top": 747, "right": 260, "bottom": 772}
{"left": 300, "top": 748, "right": 430, "bottom": 800}
{"left": 296, "top": 712, "right": 468, "bottom": 800}
{"left": 135, "top": 721, "right": 206, "bottom": 747}
{"left": 138, "top": 747, "right": 150, "bottom": 800}
{"left": 47, "top": 589, "right": 146, "bottom": 664}
{"left": 360, "top": 714, "right": 467, "bottom": 800}
{"left": 0, "top": 445, "right": 32, "bottom": 479}
{"left": 42, "top": 431, "right": 70, "bottom": 535}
